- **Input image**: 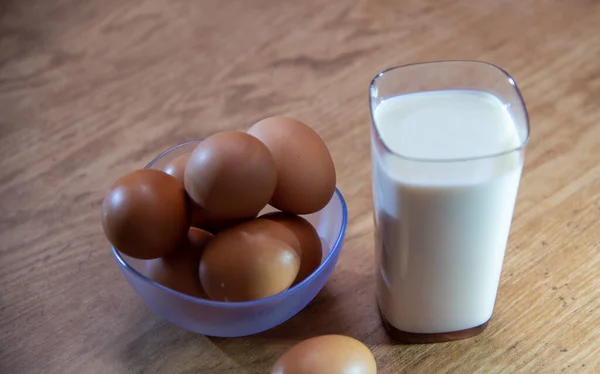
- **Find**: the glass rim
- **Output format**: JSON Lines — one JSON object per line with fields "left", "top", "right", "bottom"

{"left": 369, "top": 60, "right": 530, "bottom": 163}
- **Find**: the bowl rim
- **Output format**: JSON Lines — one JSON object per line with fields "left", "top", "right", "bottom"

{"left": 111, "top": 139, "right": 348, "bottom": 309}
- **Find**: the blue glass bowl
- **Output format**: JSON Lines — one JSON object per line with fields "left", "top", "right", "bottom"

{"left": 111, "top": 140, "right": 348, "bottom": 337}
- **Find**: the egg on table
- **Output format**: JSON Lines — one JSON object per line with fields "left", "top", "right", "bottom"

{"left": 199, "top": 225, "right": 300, "bottom": 302}
{"left": 270, "top": 335, "right": 377, "bottom": 374}
{"left": 101, "top": 169, "right": 190, "bottom": 259}
{"left": 247, "top": 116, "right": 336, "bottom": 215}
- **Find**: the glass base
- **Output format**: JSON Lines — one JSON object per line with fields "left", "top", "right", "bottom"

{"left": 379, "top": 307, "right": 489, "bottom": 344}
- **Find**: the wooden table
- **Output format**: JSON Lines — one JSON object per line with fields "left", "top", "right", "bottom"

{"left": 2, "top": 0, "right": 599, "bottom": 372}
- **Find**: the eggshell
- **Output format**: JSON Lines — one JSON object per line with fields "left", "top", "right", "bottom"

{"left": 199, "top": 227, "right": 300, "bottom": 302}
{"left": 190, "top": 206, "right": 254, "bottom": 234}
{"left": 163, "top": 153, "right": 241, "bottom": 233}
{"left": 186, "top": 226, "right": 215, "bottom": 258}
{"left": 184, "top": 131, "right": 277, "bottom": 220}
{"left": 146, "top": 227, "right": 213, "bottom": 298}
{"left": 236, "top": 212, "right": 322, "bottom": 285}
{"left": 163, "top": 153, "right": 191, "bottom": 184}
{"left": 247, "top": 117, "right": 336, "bottom": 214}
{"left": 101, "top": 169, "right": 190, "bottom": 259}
{"left": 270, "top": 335, "right": 377, "bottom": 374}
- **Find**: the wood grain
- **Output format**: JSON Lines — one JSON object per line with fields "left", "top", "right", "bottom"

{"left": 1, "top": 0, "right": 599, "bottom": 372}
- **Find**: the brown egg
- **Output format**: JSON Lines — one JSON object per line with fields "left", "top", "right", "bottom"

{"left": 187, "top": 226, "right": 214, "bottom": 257}
{"left": 235, "top": 213, "right": 322, "bottom": 285}
{"left": 163, "top": 153, "right": 191, "bottom": 184}
{"left": 247, "top": 117, "right": 336, "bottom": 214}
{"left": 270, "top": 335, "right": 377, "bottom": 374}
{"left": 184, "top": 131, "right": 277, "bottom": 220}
{"left": 146, "top": 227, "right": 213, "bottom": 298}
{"left": 190, "top": 206, "right": 254, "bottom": 234}
{"left": 101, "top": 169, "right": 190, "bottom": 259}
{"left": 162, "top": 153, "right": 233, "bottom": 232}
{"left": 199, "top": 227, "right": 300, "bottom": 302}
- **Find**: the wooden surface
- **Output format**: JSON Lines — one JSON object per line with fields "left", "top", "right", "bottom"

{"left": 1, "top": 0, "right": 599, "bottom": 372}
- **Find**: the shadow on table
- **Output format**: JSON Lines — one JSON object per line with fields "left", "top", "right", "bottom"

{"left": 207, "top": 268, "right": 394, "bottom": 371}
{"left": 116, "top": 269, "right": 390, "bottom": 373}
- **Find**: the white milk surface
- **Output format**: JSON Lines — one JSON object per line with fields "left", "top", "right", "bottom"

{"left": 372, "top": 90, "right": 524, "bottom": 334}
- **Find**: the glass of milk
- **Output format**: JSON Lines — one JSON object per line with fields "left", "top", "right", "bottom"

{"left": 370, "top": 61, "right": 529, "bottom": 343}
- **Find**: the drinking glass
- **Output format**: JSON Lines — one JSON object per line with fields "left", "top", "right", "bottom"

{"left": 369, "top": 61, "right": 529, "bottom": 343}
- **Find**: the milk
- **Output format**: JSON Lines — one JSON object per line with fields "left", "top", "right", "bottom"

{"left": 371, "top": 90, "right": 525, "bottom": 334}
